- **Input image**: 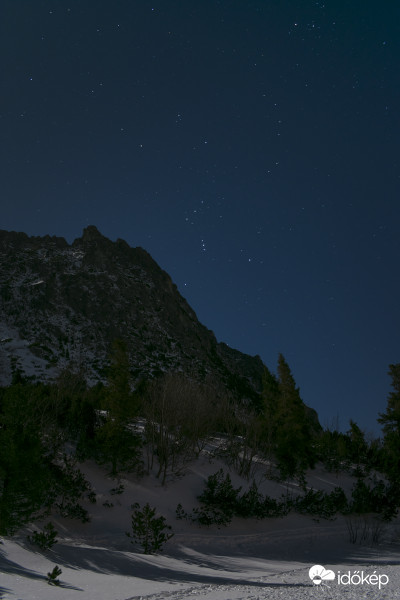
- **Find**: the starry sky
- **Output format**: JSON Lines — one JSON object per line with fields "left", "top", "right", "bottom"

{"left": 1, "top": 1, "right": 399, "bottom": 435}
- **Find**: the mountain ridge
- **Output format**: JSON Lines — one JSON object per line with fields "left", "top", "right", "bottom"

{"left": 0, "top": 226, "right": 266, "bottom": 402}
{"left": 0, "top": 225, "right": 320, "bottom": 430}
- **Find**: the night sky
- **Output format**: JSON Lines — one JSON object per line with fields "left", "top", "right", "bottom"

{"left": 1, "top": 1, "right": 399, "bottom": 434}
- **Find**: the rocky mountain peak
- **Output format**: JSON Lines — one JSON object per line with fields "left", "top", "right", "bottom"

{"left": 0, "top": 227, "right": 265, "bottom": 406}
{"left": 77, "top": 225, "right": 110, "bottom": 246}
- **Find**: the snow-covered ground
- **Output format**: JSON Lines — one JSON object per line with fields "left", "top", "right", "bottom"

{"left": 0, "top": 322, "right": 54, "bottom": 385}
{"left": 1, "top": 454, "right": 400, "bottom": 600}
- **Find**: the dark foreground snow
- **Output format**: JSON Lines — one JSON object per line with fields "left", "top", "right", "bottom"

{"left": 2, "top": 535, "right": 400, "bottom": 600}
{"left": 1, "top": 458, "right": 400, "bottom": 599}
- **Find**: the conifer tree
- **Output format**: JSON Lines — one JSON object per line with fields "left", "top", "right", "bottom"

{"left": 126, "top": 502, "right": 173, "bottom": 554}
{"left": 0, "top": 384, "right": 55, "bottom": 533}
{"left": 259, "top": 366, "right": 280, "bottom": 458}
{"left": 378, "top": 364, "right": 400, "bottom": 481}
{"left": 95, "top": 339, "right": 141, "bottom": 475}
{"left": 347, "top": 420, "right": 367, "bottom": 466}
{"left": 275, "top": 354, "right": 315, "bottom": 480}
{"left": 106, "top": 338, "right": 134, "bottom": 422}
{"left": 46, "top": 565, "right": 62, "bottom": 586}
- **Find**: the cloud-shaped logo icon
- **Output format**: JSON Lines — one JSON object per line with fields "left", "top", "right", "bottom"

{"left": 309, "top": 565, "right": 336, "bottom": 586}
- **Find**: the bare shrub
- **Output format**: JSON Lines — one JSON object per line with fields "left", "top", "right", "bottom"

{"left": 142, "top": 373, "right": 218, "bottom": 483}
{"left": 345, "top": 514, "right": 386, "bottom": 545}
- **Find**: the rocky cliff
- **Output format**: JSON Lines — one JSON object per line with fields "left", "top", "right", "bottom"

{"left": 0, "top": 226, "right": 265, "bottom": 404}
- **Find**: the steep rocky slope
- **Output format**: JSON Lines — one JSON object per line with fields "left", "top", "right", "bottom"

{"left": 0, "top": 226, "right": 265, "bottom": 404}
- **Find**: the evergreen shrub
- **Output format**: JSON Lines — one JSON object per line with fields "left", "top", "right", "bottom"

{"left": 46, "top": 565, "right": 62, "bottom": 586}
{"left": 126, "top": 502, "right": 174, "bottom": 554}
{"left": 28, "top": 522, "right": 58, "bottom": 550}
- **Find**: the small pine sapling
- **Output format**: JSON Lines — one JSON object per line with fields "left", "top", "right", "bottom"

{"left": 126, "top": 502, "right": 174, "bottom": 554}
{"left": 87, "top": 490, "right": 97, "bottom": 503}
{"left": 175, "top": 503, "right": 187, "bottom": 520}
{"left": 28, "top": 522, "right": 58, "bottom": 550}
{"left": 46, "top": 565, "right": 62, "bottom": 586}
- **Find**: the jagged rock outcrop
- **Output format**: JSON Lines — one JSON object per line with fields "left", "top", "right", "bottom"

{"left": 0, "top": 226, "right": 266, "bottom": 404}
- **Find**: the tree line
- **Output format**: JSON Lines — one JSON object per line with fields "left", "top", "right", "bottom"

{"left": 0, "top": 338, "right": 399, "bottom": 535}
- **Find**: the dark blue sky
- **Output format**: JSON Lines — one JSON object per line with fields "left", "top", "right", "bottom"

{"left": 1, "top": 1, "right": 399, "bottom": 434}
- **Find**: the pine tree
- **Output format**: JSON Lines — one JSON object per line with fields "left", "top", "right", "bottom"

{"left": 0, "top": 384, "right": 55, "bottom": 533}
{"left": 28, "top": 522, "right": 58, "bottom": 550}
{"left": 274, "top": 354, "right": 315, "bottom": 480}
{"left": 126, "top": 503, "right": 173, "bottom": 554}
{"left": 95, "top": 339, "right": 141, "bottom": 475}
{"left": 46, "top": 565, "right": 62, "bottom": 586}
{"left": 379, "top": 364, "right": 400, "bottom": 435}
{"left": 259, "top": 366, "right": 280, "bottom": 458}
{"left": 106, "top": 339, "right": 134, "bottom": 423}
{"left": 378, "top": 364, "right": 400, "bottom": 480}
{"left": 347, "top": 420, "right": 367, "bottom": 466}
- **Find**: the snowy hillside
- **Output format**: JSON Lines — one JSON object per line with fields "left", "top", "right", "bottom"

{"left": 2, "top": 451, "right": 400, "bottom": 600}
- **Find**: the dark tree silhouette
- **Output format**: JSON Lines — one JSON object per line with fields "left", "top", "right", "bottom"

{"left": 378, "top": 364, "right": 400, "bottom": 481}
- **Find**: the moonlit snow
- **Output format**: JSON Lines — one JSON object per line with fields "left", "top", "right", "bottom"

{"left": 1, "top": 453, "right": 400, "bottom": 600}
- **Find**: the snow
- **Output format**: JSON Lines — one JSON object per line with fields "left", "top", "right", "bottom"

{"left": 27, "top": 280, "right": 44, "bottom": 286}
{"left": 1, "top": 456, "right": 400, "bottom": 600}
{"left": 0, "top": 322, "right": 55, "bottom": 385}
{"left": 2, "top": 535, "right": 400, "bottom": 600}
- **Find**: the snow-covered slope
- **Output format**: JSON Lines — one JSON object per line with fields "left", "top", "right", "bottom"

{"left": 1, "top": 453, "right": 400, "bottom": 600}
